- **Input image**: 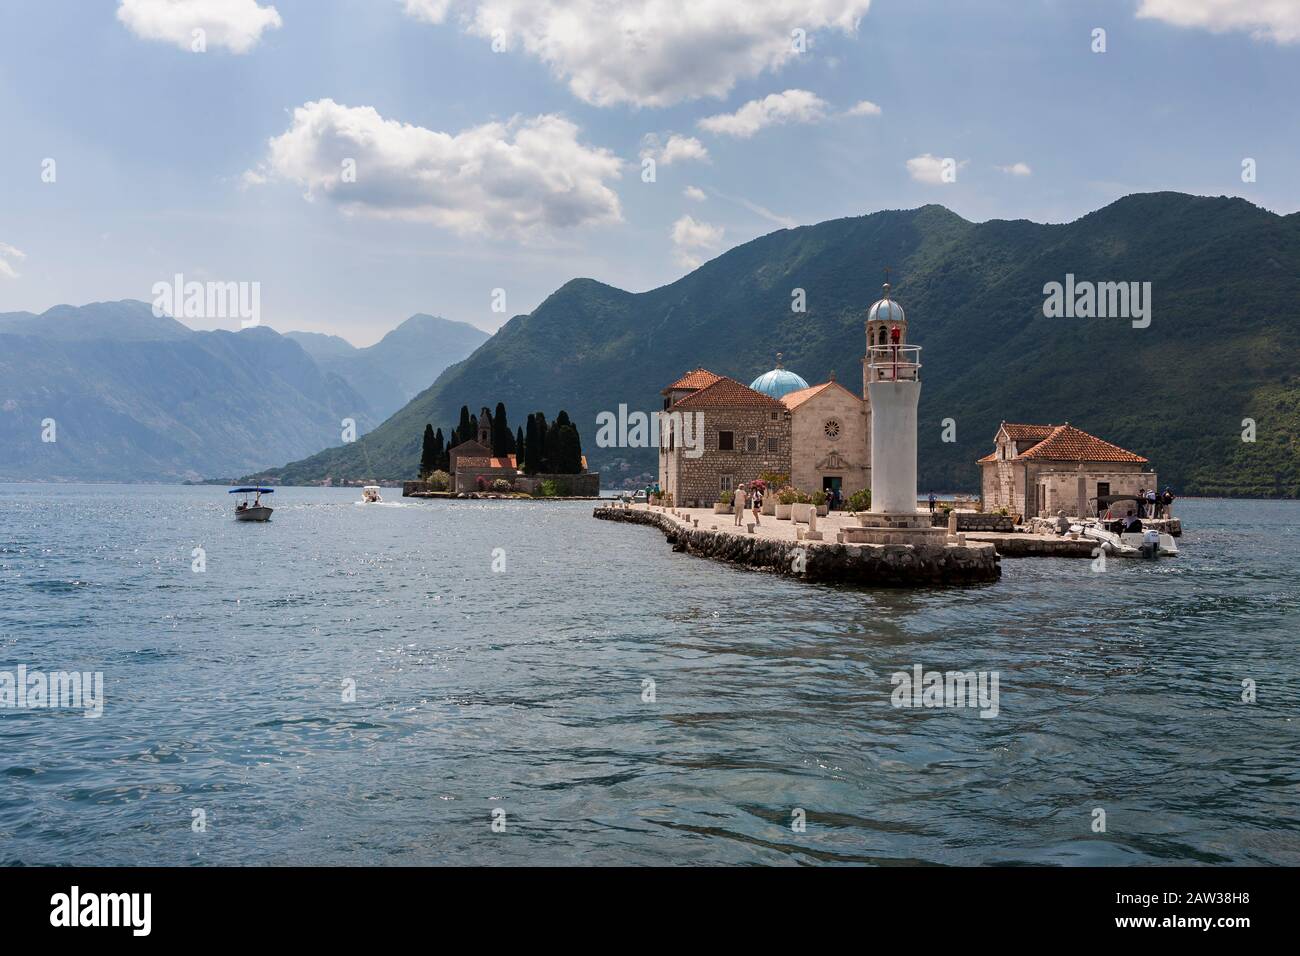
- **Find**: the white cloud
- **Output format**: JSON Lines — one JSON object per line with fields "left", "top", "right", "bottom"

{"left": 670, "top": 214, "right": 724, "bottom": 268}
{"left": 996, "top": 162, "right": 1032, "bottom": 177}
{"left": 248, "top": 99, "right": 623, "bottom": 238}
{"left": 905, "top": 153, "right": 967, "bottom": 185}
{"left": 683, "top": 186, "right": 707, "bottom": 202}
{"left": 698, "top": 89, "right": 830, "bottom": 138}
{"left": 117, "top": 0, "right": 282, "bottom": 53}
{"left": 401, "top": 0, "right": 453, "bottom": 23}
{"left": 0, "top": 242, "right": 26, "bottom": 280}
{"left": 640, "top": 133, "right": 710, "bottom": 166}
{"left": 401, "top": 0, "right": 872, "bottom": 107}
{"left": 846, "top": 99, "right": 882, "bottom": 116}
{"left": 1136, "top": 0, "right": 1300, "bottom": 44}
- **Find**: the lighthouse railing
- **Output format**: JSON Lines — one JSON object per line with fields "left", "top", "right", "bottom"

{"left": 867, "top": 344, "right": 922, "bottom": 382}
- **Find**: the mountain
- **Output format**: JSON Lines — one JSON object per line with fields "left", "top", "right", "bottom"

{"left": 256, "top": 192, "right": 1300, "bottom": 497}
{"left": 0, "top": 300, "right": 378, "bottom": 482}
{"left": 285, "top": 314, "right": 489, "bottom": 420}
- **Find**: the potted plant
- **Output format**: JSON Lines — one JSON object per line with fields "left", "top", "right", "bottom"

{"left": 846, "top": 488, "right": 871, "bottom": 514}
{"left": 776, "top": 487, "right": 797, "bottom": 520}
{"left": 714, "top": 490, "right": 733, "bottom": 514}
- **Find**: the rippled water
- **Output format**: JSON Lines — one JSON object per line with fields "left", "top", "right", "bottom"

{"left": 1, "top": 485, "right": 1297, "bottom": 865}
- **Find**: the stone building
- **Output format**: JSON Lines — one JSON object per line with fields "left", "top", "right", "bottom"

{"left": 657, "top": 374, "right": 792, "bottom": 506}
{"left": 656, "top": 283, "right": 910, "bottom": 506}
{"left": 978, "top": 422, "right": 1157, "bottom": 517}
{"left": 447, "top": 406, "right": 518, "bottom": 492}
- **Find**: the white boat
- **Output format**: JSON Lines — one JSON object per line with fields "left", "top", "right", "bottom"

{"left": 230, "top": 486, "right": 274, "bottom": 522}
{"left": 361, "top": 485, "right": 383, "bottom": 503}
{"left": 1079, "top": 522, "right": 1177, "bottom": 557}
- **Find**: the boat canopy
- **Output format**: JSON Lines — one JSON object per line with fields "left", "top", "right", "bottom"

{"left": 228, "top": 487, "right": 275, "bottom": 494}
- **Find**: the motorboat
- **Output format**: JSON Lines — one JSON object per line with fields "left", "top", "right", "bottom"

{"left": 361, "top": 485, "right": 383, "bottom": 503}
{"left": 230, "top": 486, "right": 274, "bottom": 521}
{"left": 1078, "top": 520, "right": 1177, "bottom": 557}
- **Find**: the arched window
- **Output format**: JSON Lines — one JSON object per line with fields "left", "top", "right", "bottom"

{"left": 877, "top": 326, "right": 887, "bottom": 346}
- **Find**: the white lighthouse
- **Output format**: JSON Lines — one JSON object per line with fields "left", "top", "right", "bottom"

{"left": 863, "top": 282, "right": 922, "bottom": 515}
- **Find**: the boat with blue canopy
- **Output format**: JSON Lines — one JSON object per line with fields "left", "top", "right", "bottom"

{"left": 229, "top": 487, "right": 274, "bottom": 522}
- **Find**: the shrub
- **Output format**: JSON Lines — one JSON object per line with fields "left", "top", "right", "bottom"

{"left": 492, "top": 478, "right": 512, "bottom": 492}
{"left": 427, "top": 470, "right": 451, "bottom": 492}
{"left": 760, "top": 471, "right": 789, "bottom": 487}
{"left": 719, "top": 490, "right": 734, "bottom": 505}
{"left": 778, "top": 487, "right": 798, "bottom": 506}
{"left": 846, "top": 488, "right": 871, "bottom": 512}
{"left": 476, "top": 476, "right": 488, "bottom": 492}
{"left": 811, "top": 490, "right": 827, "bottom": 506}
{"left": 539, "top": 479, "right": 560, "bottom": 497}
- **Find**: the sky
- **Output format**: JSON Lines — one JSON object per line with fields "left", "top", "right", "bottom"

{"left": 1, "top": 0, "right": 1297, "bottom": 345}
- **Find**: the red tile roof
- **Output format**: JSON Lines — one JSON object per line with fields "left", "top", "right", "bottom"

{"left": 1016, "top": 424, "right": 1148, "bottom": 463}
{"left": 779, "top": 379, "right": 864, "bottom": 410}
{"left": 664, "top": 368, "right": 723, "bottom": 392}
{"left": 977, "top": 452, "right": 997, "bottom": 463}
{"left": 1000, "top": 422, "right": 1057, "bottom": 441}
{"left": 670, "top": 376, "right": 785, "bottom": 410}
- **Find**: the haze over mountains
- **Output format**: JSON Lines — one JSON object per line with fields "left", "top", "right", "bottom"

{"left": 0, "top": 302, "right": 487, "bottom": 482}
{"left": 254, "top": 192, "right": 1300, "bottom": 498}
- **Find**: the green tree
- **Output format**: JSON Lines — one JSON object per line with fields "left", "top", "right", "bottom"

{"left": 515, "top": 426, "right": 524, "bottom": 463}
{"left": 419, "top": 423, "right": 438, "bottom": 477}
{"left": 491, "top": 401, "right": 513, "bottom": 457}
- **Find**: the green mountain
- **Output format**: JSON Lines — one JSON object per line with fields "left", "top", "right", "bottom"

{"left": 285, "top": 314, "right": 489, "bottom": 420}
{"left": 252, "top": 192, "right": 1300, "bottom": 497}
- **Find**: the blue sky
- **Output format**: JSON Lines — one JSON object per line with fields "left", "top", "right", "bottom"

{"left": 1, "top": 0, "right": 1297, "bottom": 344}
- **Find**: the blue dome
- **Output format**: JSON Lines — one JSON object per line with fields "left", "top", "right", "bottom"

{"left": 750, "top": 366, "right": 810, "bottom": 399}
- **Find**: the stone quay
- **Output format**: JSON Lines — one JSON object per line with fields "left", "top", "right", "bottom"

{"left": 594, "top": 503, "right": 1000, "bottom": 587}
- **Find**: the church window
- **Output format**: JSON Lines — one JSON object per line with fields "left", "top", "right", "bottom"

{"left": 745, "top": 435, "right": 759, "bottom": 453}
{"left": 824, "top": 419, "right": 841, "bottom": 440}
{"left": 718, "top": 430, "right": 734, "bottom": 451}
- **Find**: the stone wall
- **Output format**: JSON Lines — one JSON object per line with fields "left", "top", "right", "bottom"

{"left": 594, "top": 506, "right": 999, "bottom": 587}
{"left": 515, "top": 472, "right": 601, "bottom": 497}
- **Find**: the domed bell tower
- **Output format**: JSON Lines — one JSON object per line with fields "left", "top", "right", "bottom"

{"left": 862, "top": 280, "right": 908, "bottom": 398}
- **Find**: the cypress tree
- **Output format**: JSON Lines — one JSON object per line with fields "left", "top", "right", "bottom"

{"left": 523, "top": 413, "right": 538, "bottom": 474}
{"left": 433, "top": 428, "right": 445, "bottom": 471}
{"left": 535, "top": 412, "right": 549, "bottom": 473}
{"left": 515, "top": 426, "right": 524, "bottom": 464}
{"left": 492, "top": 401, "right": 511, "bottom": 457}
{"left": 419, "top": 423, "right": 437, "bottom": 477}
{"left": 456, "top": 405, "right": 472, "bottom": 444}
{"left": 468, "top": 413, "right": 478, "bottom": 445}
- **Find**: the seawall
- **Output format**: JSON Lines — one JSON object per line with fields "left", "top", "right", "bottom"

{"left": 594, "top": 505, "right": 1000, "bottom": 588}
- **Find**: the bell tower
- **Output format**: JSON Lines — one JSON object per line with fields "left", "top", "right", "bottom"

{"left": 478, "top": 406, "right": 492, "bottom": 448}
{"left": 862, "top": 274, "right": 908, "bottom": 399}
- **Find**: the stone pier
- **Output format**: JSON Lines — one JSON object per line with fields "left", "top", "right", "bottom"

{"left": 594, "top": 504, "right": 1000, "bottom": 587}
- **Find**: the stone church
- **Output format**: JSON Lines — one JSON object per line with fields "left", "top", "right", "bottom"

{"left": 657, "top": 283, "right": 910, "bottom": 506}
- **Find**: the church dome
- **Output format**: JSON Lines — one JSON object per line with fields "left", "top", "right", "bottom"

{"left": 750, "top": 353, "right": 809, "bottom": 399}
{"left": 868, "top": 295, "right": 905, "bottom": 325}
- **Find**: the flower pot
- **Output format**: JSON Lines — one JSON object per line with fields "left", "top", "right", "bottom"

{"left": 816, "top": 504, "right": 829, "bottom": 517}
{"left": 713, "top": 503, "right": 730, "bottom": 514}
{"left": 775, "top": 503, "right": 792, "bottom": 519}
{"left": 791, "top": 503, "right": 815, "bottom": 523}
{"left": 762, "top": 499, "right": 776, "bottom": 515}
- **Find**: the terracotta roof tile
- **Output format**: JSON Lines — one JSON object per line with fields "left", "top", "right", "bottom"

{"left": 1000, "top": 422, "right": 1057, "bottom": 441}
{"left": 664, "top": 368, "right": 723, "bottom": 392}
{"left": 779, "top": 379, "right": 864, "bottom": 410}
{"left": 977, "top": 453, "right": 997, "bottom": 463}
{"left": 670, "top": 376, "right": 785, "bottom": 410}
{"left": 1016, "top": 424, "right": 1148, "bottom": 463}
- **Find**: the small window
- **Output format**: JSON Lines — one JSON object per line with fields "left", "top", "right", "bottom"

{"left": 767, "top": 437, "right": 779, "bottom": 454}
{"left": 718, "top": 430, "right": 734, "bottom": 451}
{"left": 770, "top": 412, "right": 778, "bottom": 421}
{"left": 745, "top": 435, "right": 758, "bottom": 453}
{"left": 719, "top": 474, "right": 734, "bottom": 492}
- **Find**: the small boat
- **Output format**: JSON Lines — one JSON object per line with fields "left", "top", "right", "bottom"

{"left": 361, "top": 485, "right": 383, "bottom": 503}
{"left": 1078, "top": 521, "right": 1177, "bottom": 557}
{"left": 230, "top": 486, "right": 274, "bottom": 521}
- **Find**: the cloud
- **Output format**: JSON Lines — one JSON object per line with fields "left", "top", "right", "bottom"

{"left": 640, "top": 133, "right": 710, "bottom": 165}
{"left": 400, "top": 0, "right": 453, "bottom": 23}
{"left": 698, "top": 89, "right": 830, "bottom": 138}
{"left": 905, "top": 153, "right": 967, "bottom": 184}
{"left": 0, "top": 242, "right": 26, "bottom": 279}
{"left": 846, "top": 99, "right": 882, "bottom": 116}
{"left": 670, "top": 214, "right": 724, "bottom": 268}
{"left": 401, "top": 0, "right": 872, "bottom": 107}
{"left": 116, "top": 0, "right": 282, "bottom": 53}
{"left": 996, "top": 162, "right": 1032, "bottom": 177}
{"left": 248, "top": 99, "right": 623, "bottom": 238}
{"left": 1136, "top": 0, "right": 1300, "bottom": 44}
{"left": 683, "top": 186, "right": 707, "bottom": 202}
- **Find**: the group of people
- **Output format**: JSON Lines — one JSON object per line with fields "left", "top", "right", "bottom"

{"left": 729, "top": 483, "right": 844, "bottom": 527}
{"left": 1136, "top": 487, "right": 1175, "bottom": 519}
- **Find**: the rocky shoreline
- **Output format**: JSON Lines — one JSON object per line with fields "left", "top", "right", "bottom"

{"left": 594, "top": 505, "right": 1000, "bottom": 587}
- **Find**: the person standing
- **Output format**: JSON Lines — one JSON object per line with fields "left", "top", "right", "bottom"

{"left": 733, "top": 484, "right": 747, "bottom": 526}
{"left": 750, "top": 484, "right": 763, "bottom": 526}
{"left": 928, "top": 491, "right": 937, "bottom": 513}
{"left": 1136, "top": 488, "right": 1146, "bottom": 518}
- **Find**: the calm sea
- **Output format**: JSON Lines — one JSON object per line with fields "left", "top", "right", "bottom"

{"left": 1, "top": 485, "right": 1297, "bottom": 866}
